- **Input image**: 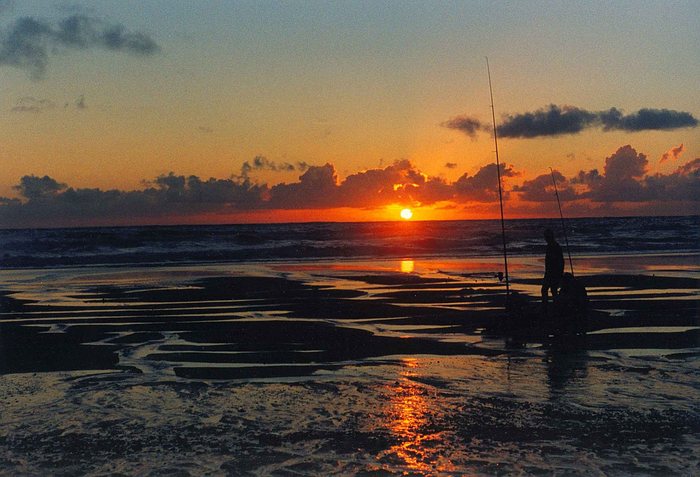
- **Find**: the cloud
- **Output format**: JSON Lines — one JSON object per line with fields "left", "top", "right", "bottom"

{"left": 14, "top": 175, "right": 67, "bottom": 199}
{"left": 329, "top": 159, "right": 453, "bottom": 208}
{"left": 268, "top": 164, "right": 340, "bottom": 208}
{"left": 0, "top": 159, "right": 464, "bottom": 226}
{"left": 441, "top": 115, "right": 484, "bottom": 138}
{"left": 1, "top": 149, "right": 698, "bottom": 227}
{"left": 559, "top": 145, "right": 649, "bottom": 202}
{"left": 497, "top": 105, "right": 597, "bottom": 138}
{"left": 673, "top": 158, "right": 700, "bottom": 176}
{"left": 240, "top": 155, "right": 309, "bottom": 177}
{"left": 444, "top": 105, "right": 698, "bottom": 139}
{"left": 660, "top": 144, "right": 684, "bottom": 163}
{"left": 514, "top": 170, "right": 579, "bottom": 202}
{"left": 11, "top": 96, "right": 55, "bottom": 112}
{"left": 12, "top": 95, "right": 89, "bottom": 112}
{"left": 0, "top": 14, "right": 159, "bottom": 79}
{"left": 444, "top": 162, "right": 457, "bottom": 169}
{"left": 518, "top": 145, "right": 700, "bottom": 205}
{"left": 1, "top": 173, "right": 269, "bottom": 226}
{"left": 453, "top": 163, "right": 519, "bottom": 202}
{"left": 267, "top": 159, "right": 438, "bottom": 209}
{"left": 600, "top": 108, "right": 698, "bottom": 132}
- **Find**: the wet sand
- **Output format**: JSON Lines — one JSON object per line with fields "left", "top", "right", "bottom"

{"left": 0, "top": 255, "right": 698, "bottom": 474}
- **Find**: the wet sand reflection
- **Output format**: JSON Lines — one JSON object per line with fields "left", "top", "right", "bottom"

{"left": 379, "top": 358, "right": 457, "bottom": 474}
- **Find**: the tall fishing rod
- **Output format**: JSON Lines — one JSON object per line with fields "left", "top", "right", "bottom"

{"left": 549, "top": 167, "right": 574, "bottom": 275}
{"left": 486, "top": 57, "right": 510, "bottom": 297}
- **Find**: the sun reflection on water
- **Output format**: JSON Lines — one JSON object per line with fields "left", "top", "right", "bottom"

{"left": 379, "top": 358, "right": 456, "bottom": 474}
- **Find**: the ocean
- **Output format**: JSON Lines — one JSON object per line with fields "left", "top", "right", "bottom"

{"left": 1, "top": 215, "right": 698, "bottom": 268}
{"left": 0, "top": 215, "right": 698, "bottom": 475}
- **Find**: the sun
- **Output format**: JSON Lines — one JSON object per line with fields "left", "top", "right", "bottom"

{"left": 400, "top": 208, "right": 413, "bottom": 220}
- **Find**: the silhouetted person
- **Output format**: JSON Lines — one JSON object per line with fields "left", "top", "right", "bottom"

{"left": 541, "top": 228, "right": 564, "bottom": 313}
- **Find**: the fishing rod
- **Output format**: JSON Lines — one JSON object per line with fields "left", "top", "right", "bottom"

{"left": 486, "top": 57, "right": 510, "bottom": 297}
{"left": 549, "top": 167, "right": 574, "bottom": 275}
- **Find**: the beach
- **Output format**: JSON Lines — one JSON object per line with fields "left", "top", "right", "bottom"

{"left": 1, "top": 249, "right": 698, "bottom": 475}
{"left": 2, "top": 0, "right": 699, "bottom": 471}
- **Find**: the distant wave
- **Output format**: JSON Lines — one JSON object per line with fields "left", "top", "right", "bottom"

{"left": 0, "top": 216, "right": 697, "bottom": 269}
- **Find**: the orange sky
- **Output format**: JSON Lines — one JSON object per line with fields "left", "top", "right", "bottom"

{"left": 1, "top": 1, "right": 698, "bottom": 227}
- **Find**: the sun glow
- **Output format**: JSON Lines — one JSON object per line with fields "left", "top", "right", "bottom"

{"left": 400, "top": 208, "right": 413, "bottom": 220}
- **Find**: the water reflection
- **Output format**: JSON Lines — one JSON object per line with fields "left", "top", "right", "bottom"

{"left": 400, "top": 259, "right": 415, "bottom": 274}
{"left": 545, "top": 348, "right": 589, "bottom": 396}
{"left": 380, "top": 358, "right": 456, "bottom": 474}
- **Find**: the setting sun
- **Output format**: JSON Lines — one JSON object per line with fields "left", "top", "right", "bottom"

{"left": 400, "top": 208, "right": 413, "bottom": 220}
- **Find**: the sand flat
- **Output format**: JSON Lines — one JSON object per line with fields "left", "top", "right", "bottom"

{"left": 0, "top": 255, "right": 698, "bottom": 474}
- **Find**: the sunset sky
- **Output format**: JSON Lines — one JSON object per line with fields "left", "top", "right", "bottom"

{"left": 1, "top": 0, "right": 698, "bottom": 227}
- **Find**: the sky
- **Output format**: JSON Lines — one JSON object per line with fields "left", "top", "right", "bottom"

{"left": 1, "top": 0, "right": 699, "bottom": 227}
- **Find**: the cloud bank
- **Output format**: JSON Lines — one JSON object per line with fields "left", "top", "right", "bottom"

{"left": 1, "top": 146, "right": 698, "bottom": 227}
{"left": 0, "top": 159, "right": 506, "bottom": 226}
{"left": 443, "top": 105, "right": 698, "bottom": 139}
{"left": 0, "top": 14, "right": 159, "bottom": 78}
{"left": 517, "top": 145, "right": 700, "bottom": 205}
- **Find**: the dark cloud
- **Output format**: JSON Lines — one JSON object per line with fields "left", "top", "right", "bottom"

{"left": 336, "top": 159, "right": 451, "bottom": 208}
{"left": 453, "top": 163, "right": 519, "bottom": 202}
{"left": 0, "top": 14, "right": 159, "bottom": 79}
{"left": 11, "top": 96, "right": 55, "bottom": 112}
{"left": 673, "top": 158, "right": 700, "bottom": 177}
{"left": 660, "top": 143, "right": 684, "bottom": 163}
{"left": 603, "top": 145, "right": 647, "bottom": 181}
{"left": 261, "top": 159, "right": 454, "bottom": 209}
{"left": 641, "top": 162, "right": 700, "bottom": 202}
{"left": 441, "top": 115, "right": 484, "bottom": 138}
{"left": 1, "top": 173, "right": 268, "bottom": 226}
{"left": 567, "top": 145, "right": 649, "bottom": 202}
{"left": 12, "top": 95, "right": 89, "bottom": 112}
{"left": 600, "top": 108, "right": 698, "bottom": 132}
{"left": 150, "top": 173, "right": 267, "bottom": 207}
{"left": 536, "top": 146, "right": 699, "bottom": 204}
{"left": 268, "top": 164, "right": 340, "bottom": 208}
{"left": 497, "top": 105, "right": 598, "bottom": 138}
{"left": 14, "top": 175, "right": 66, "bottom": 199}
{"left": 240, "top": 155, "right": 308, "bottom": 177}
{"left": 513, "top": 170, "right": 578, "bottom": 202}
{"left": 444, "top": 105, "right": 698, "bottom": 139}
{"left": 444, "top": 162, "right": 458, "bottom": 169}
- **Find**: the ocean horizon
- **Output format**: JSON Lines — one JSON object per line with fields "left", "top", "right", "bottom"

{"left": 1, "top": 215, "right": 697, "bottom": 269}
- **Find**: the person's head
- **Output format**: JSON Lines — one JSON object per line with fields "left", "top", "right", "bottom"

{"left": 544, "top": 228, "right": 555, "bottom": 243}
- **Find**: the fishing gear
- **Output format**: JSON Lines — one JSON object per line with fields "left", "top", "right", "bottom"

{"left": 549, "top": 167, "right": 574, "bottom": 275}
{"left": 486, "top": 57, "right": 510, "bottom": 297}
